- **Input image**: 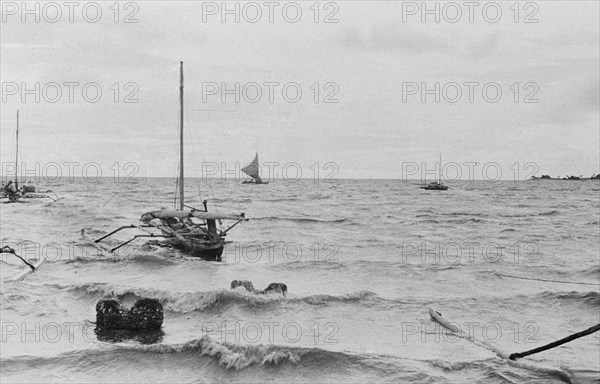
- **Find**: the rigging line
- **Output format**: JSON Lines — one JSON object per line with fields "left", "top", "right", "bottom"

{"left": 186, "top": 82, "right": 218, "bottom": 208}
{"left": 183, "top": 110, "right": 203, "bottom": 207}
{"left": 495, "top": 272, "right": 600, "bottom": 286}
{"left": 173, "top": 165, "right": 179, "bottom": 210}
{"left": 207, "top": 178, "right": 217, "bottom": 210}
{"left": 172, "top": 109, "right": 180, "bottom": 210}
{"left": 185, "top": 94, "right": 217, "bottom": 208}
{"left": 184, "top": 96, "right": 203, "bottom": 200}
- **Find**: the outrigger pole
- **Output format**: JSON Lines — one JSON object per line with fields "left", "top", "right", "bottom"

{"left": 0, "top": 246, "right": 35, "bottom": 270}
{"left": 95, "top": 225, "right": 139, "bottom": 243}
{"left": 509, "top": 323, "right": 600, "bottom": 360}
{"left": 109, "top": 234, "right": 173, "bottom": 253}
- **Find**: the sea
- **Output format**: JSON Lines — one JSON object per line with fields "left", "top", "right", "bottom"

{"left": 1, "top": 178, "right": 599, "bottom": 383}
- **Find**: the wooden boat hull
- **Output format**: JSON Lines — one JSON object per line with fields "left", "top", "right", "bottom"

{"left": 420, "top": 186, "right": 448, "bottom": 190}
{"left": 164, "top": 236, "right": 225, "bottom": 261}
{"left": 242, "top": 180, "right": 269, "bottom": 184}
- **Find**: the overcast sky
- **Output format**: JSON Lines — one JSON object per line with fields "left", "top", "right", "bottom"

{"left": 1, "top": 1, "right": 598, "bottom": 180}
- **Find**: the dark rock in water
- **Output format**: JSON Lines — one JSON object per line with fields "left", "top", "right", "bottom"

{"left": 128, "top": 298, "right": 164, "bottom": 331}
{"left": 95, "top": 328, "right": 164, "bottom": 344}
{"left": 96, "top": 298, "right": 126, "bottom": 329}
{"left": 230, "top": 280, "right": 287, "bottom": 296}
{"left": 96, "top": 298, "right": 163, "bottom": 331}
{"left": 230, "top": 280, "right": 255, "bottom": 292}
{"left": 261, "top": 283, "right": 288, "bottom": 296}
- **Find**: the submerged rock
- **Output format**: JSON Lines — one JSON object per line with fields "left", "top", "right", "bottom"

{"left": 262, "top": 283, "right": 288, "bottom": 295}
{"left": 230, "top": 280, "right": 287, "bottom": 296}
{"left": 230, "top": 280, "right": 255, "bottom": 292}
{"left": 96, "top": 298, "right": 163, "bottom": 331}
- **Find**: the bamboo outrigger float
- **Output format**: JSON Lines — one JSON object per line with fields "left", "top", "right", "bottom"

{"left": 95, "top": 62, "right": 248, "bottom": 261}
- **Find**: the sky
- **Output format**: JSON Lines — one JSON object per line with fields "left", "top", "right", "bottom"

{"left": 1, "top": 1, "right": 599, "bottom": 180}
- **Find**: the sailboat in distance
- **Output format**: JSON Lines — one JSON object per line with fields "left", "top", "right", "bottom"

{"left": 242, "top": 152, "right": 269, "bottom": 184}
{"left": 1, "top": 110, "right": 59, "bottom": 203}
{"left": 95, "top": 62, "right": 248, "bottom": 261}
{"left": 420, "top": 154, "right": 449, "bottom": 191}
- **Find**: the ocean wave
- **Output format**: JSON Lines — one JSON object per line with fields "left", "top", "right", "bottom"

{"left": 298, "top": 291, "right": 378, "bottom": 305}
{"left": 511, "top": 290, "right": 600, "bottom": 307}
{"left": 439, "top": 212, "right": 489, "bottom": 218}
{"left": 268, "top": 260, "right": 347, "bottom": 271}
{"left": 209, "top": 197, "right": 253, "bottom": 204}
{"left": 140, "top": 337, "right": 309, "bottom": 369}
{"left": 499, "top": 210, "right": 559, "bottom": 218}
{"left": 43, "top": 282, "right": 386, "bottom": 313}
{"left": 252, "top": 216, "right": 348, "bottom": 224}
{"left": 429, "top": 359, "right": 491, "bottom": 372}
{"left": 446, "top": 218, "right": 487, "bottom": 224}
{"left": 1, "top": 338, "right": 577, "bottom": 383}
{"left": 46, "top": 283, "right": 279, "bottom": 312}
{"left": 63, "top": 252, "right": 180, "bottom": 267}
{"left": 417, "top": 219, "right": 440, "bottom": 224}
{"left": 538, "top": 210, "right": 560, "bottom": 216}
{"left": 262, "top": 197, "right": 303, "bottom": 202}
{"left": 0, "top": 336, "right": 383, "bottom": 373}
{"left": 538, "top": 290, "right": 600, "bottom": 306}
{"left": 580, "top": 266, "right": 600, "bottom": 277}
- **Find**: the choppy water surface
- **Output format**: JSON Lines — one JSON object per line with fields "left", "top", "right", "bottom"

{"left": 1, "top": 178, "right": 599, "bottom": 383}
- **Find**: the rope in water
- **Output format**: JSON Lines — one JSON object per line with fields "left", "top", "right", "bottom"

{"left": 509, "top": 323, "right": 600, "bottom": 360}
{"left": 496, "top": 272, "right": 600, "bottom": 286}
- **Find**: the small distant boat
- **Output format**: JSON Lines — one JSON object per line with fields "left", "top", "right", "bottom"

{"left": 420, "top": 154, "right": 448, "bottom": 191}
{"left": 1, "top": 111, "right": 58, "bottom": 203}
{"left": 420, "top": 181, "right": 449, "bottom": 191}
{"left": 241, "top": 152, "right": 269, "bottom": 184}
{"left": 95, "top": 62, "right": 247, "bottom": 261}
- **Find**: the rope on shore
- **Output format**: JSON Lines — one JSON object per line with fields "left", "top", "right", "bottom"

{"left": 495, "top": 272, "right": 600, "bottom": 286}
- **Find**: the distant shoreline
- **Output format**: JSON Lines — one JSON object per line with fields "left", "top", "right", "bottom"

{"left": 531, "top": 175, "right": 600, "bottom": 180}
{"left": 2, "top": 176, "right": 600, "bottom": 182}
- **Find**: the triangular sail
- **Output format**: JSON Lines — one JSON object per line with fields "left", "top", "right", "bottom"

{"left": 242, "top": 153, "right": 261, "bottom": 181}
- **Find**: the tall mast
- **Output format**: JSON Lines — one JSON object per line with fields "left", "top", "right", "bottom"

{"left": 179, "top": 61, "right": 184, "bottom": 210}
{"left": 15, "top": 110, "right": 19, "bottom": 190}
{"left": 439, "top": 153, "right": 442, "bottom": 182}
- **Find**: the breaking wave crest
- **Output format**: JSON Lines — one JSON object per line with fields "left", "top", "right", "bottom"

{"left": 1, "top": 338, "right": 577, "bottom": 383}
{"left": 43, "top": 282, "right": 383, "bottom": 313}
{"left": 1, "top": 336, "right": 373, "bottom": 372}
